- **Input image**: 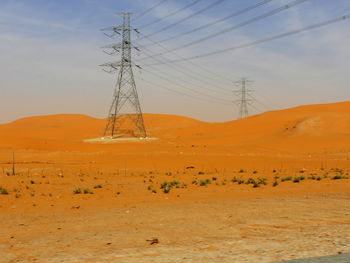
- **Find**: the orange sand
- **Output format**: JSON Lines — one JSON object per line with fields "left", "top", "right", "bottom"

{"left": 0, "top": 101, "right": 349, "bottom": 262}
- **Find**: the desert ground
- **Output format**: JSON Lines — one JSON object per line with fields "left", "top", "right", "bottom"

{"left": 1, "top": 101, "right": 350, "bottom": 262}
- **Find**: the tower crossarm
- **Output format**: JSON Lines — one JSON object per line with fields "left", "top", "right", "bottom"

{"left": 101, "top": 26, "right": 137, "bottom": 33}
{"left": 100, "top": 60, "right": 136, "bottom": 69}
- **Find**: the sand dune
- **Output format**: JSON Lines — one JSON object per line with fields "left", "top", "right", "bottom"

{"left": 1, "top": 101, "right": 349, "bottom": 153}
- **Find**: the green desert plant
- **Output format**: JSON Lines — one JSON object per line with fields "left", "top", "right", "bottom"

{"left": 0, "top": 187, "right": 9, "bottom": 195}
{"left": 293, "top": 177, "right": 300, "bottom": 183}
{"left": 83, "top": 188, "right": 93, "bottom": 194}
{"left": 73, "top": 188, "right": 82, "bottom": 194}
{"left": 257, "top": 177, "right": 267, "bottom": 185}
{"left": 281, "top": 176, "right": 292, "bottom": 182}
{"left": 332, "top": 175, "right": 343, "bottom": 180}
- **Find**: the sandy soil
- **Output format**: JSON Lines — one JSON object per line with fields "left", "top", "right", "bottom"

{"left": 0, "top": 101, "right": 350, "bottom": 262}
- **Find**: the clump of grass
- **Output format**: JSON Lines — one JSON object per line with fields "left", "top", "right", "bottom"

{"left": 212, "top": 177, "right": 217, "bottom": 181}
{"left": 0, "top": 187, "right": 9, "bottom": 195}
{"left": 151, "top": 189, "right": 157, "bottom": 194}
{"left": 199, "top": 179, "right": 211, "bottom": 186}
{"left": 170, "top": 181, "right": 180, "bottom": 187}
{"left": 257, "top": 177, "right": 267, "bottom": 185}
{"left": 332, "top": 175, "right": 343, "bottom": 180}
{"left": 15, "top": 193, "right": 21, "bottom": 198}
{"left": 245, "top": 178, "right": 256, "bottom": 185}
{"left": 253, "top": 170, "right": 258, "bottom": 174}
{"left": 116, "top": 191, "right": 121, "bottom": 195}
{"left": 281, "top": 176, "right": 292, "bottom": 182}
{"left": 160, "top": 180, "right": 183, "bottom": 193}
{"left": 191, "top": 180, "right": 197, "bottom": 185}
{"left": 231, "top": 176, "right": 238, "bottom": 183}
{"left": 93, "top": 184, "right": 102, "bottom": 189}
{"left": 198, "top": 171, "right": 205, "bottom": 175}
{"left": 238, "top": 169, "right": 245, "bottom": 173}
{"left": 83, "top": 188, "right": 93, "bottom": 194}
{"left": 293, "top": 177, "right": 300, "bottom": 183}
{"left": 73, "top": 188, "right": 82, "bottom": 194}
{"left": 30, "top": 180, "right": 35, "bottom": 184}
{"left": 273, "top": 181, "right": 279, "bottom": 187}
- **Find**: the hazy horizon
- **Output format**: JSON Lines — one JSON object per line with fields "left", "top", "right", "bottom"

{"left": 1, "top": 0, "right": 349, "bottom": 123}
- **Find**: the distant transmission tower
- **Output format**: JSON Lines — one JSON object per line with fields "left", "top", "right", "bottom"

{"left": 234, "top": 78, "right": 254, "bottom": 119}
{"left": 100, "top": 12, "right": 146, "bottom": 138}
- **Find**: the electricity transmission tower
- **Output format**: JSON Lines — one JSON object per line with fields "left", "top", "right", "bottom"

{"left": 234, "top": 78, "right": 254, "bottom": 119}
{"left": 100, "top": 12, "right": 147, "bottom": 138}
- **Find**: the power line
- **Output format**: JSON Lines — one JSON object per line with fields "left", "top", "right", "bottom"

{"left": 142, "top": 13, "right": 350, "bottom": 65}
{"left": 143, "top": 0, "right": 275, "bottom": 45}
{"left": 138, "top": 0, "right": 204, "bottom": 29}
{"left": 140, "top": 67, "right": 233, "bottom": 104}
{"left": 137, "top": 0, "right": 308, "bottom": 61}
{"left": 139, "top": 45, "right": 232, "bottom": 94}
{"left": 136, "top": 0, "right": 229, "bottom": 40}
{"left": 136, "top": 76, "right": 233, "bottom": 106}
{"left": 136, "top": 31, "right": 234, "bottom": 85}
{"left": 133, "top": 0, "right": 169, "bottom": 22}
{"left": 142, "top": 57, "right": 231, "bottom": 96}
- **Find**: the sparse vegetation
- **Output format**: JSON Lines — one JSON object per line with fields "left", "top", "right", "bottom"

{"left": 199, "top": 179, "right": 211, "bottom": 186}
{"left": 73, "top": 188, "right": 82, "bottom": 194}
{"left": 293, "top": 177, "right": 300, "bottom": 183}
{"left": 83, "top": 188, "right": 93, "bottom": 194}
{"left": 257, "top": 177, "right": 267, "bottom": 185}
{"left": 0, "top": 187, "right": 9, "bottom": 195}
{"left": 332, "top": 175, "right": 343, "bottom": 180}
{"left": 93, "top": 184, "right": 102, "bottom": 189}
{"left": 281, "top": 176, "right": 292, "bottom": 182}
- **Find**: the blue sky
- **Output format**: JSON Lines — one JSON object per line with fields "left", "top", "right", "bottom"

{"left": 1, "top": 0, "right": 350, "bottom": 123}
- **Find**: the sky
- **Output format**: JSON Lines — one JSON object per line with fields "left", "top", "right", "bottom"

{"left": 0, "top": 0, "right": 350, "bottom": 123}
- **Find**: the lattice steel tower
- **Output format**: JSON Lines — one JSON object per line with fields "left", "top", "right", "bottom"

{"left": 234, "top": 78, "right": 254, "bottom": 119}
{"left": 100, "top": 12, "right": 146, "bottom": 138}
